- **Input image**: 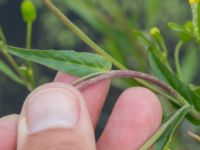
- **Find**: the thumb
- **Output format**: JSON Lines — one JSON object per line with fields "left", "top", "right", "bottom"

{"left": 17, "top": 83, "right": 96, "bottom": 150}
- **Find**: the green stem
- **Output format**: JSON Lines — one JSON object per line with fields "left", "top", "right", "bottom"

{"left": 1, "top": 48, "right": 22, "bottom": 77}
{"left": 43, "top": 0, "right": 126, "bottom": 70}
{"left": 26, "top": 21, "right": 32, "bottom": 49}
{"left": 26, "top": 21, "right": 35, "bottom": 89}
{"left": 191, "top": 4, "right": 199, "bottom": 36}
{"left": 0, "top": 47, "right": 32, "bottom": 90}
{"left": 139, "top": 105, "right": 191, "bottom": 150}
{"left": 0, "top": 27, "right": 33, "bottom": 90}
{"left": 174, "top": 41, "right": 183, "bottom": 78}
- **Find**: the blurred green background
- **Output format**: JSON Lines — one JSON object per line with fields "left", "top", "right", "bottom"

{"left": 0, "top": 0, "right": 200, "bottom": 149}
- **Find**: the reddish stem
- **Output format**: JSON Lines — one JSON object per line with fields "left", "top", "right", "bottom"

{"left": 73, "top": 70, "right": 177, "bottom": 98}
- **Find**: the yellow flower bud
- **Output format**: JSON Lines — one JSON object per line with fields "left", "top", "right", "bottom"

{"left": 149, "top": 27, "right": 160, "bottom": 37}
{"left": 189, "top": 0, "right": 200, "bottom": 4}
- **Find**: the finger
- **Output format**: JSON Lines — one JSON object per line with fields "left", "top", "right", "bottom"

{"left": 17, "top": 83, "right": 96, "bottom": 150}
{"left": 54, "top": 72, "right": 78, "bottom": 83}
{"left": 0, "top": 114, "right": 19, "bottom": 150}
{"left": 54, "top": 72, "right": 110, "bottom": 127}
{"left": 97, "top": 87, "right": 162, "bottom": 150}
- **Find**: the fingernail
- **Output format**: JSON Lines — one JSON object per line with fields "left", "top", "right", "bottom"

{"left": 25, "top": 87, "right": 80, "bottom": 133}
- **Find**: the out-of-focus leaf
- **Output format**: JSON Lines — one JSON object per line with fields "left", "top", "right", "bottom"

{"left": 155, "top": 105, "right": 191, "bottom": 150}
{"left": 197, "top": 4, "right": 200, "bottom": 36}
{"left": 63, "top": 0, "right": 107, "bottom": 32}
{"left": 133, "top": 29, "right": 151, "bottom": 45}
{"left": 0, "top": 59, "right": 23, "bottom": 84}
{"left": 145, "top": 0, "right": 160, "bottom": 27}
{"left": 190, "top": 85, "right": 200, "bottom": 98}
{"left": 168, "top": 22, "right": 193, "bottom": 41}
{"left": 168, "top": 22, "right": 186, "bottom": 33}
{"left": 7, "top": 46, "right": 112, "bottom": 77}
{"left": 148, "top": 49, "right": 200, "bottom": 112}
{"left": 180, "top": 48, "right": 198, "bottom": 83}
{"left": 194, "top": 88, "right": 200, "bottom": 97}
{"left": 103, "top": 37, "right": 126, "bottom": 65}
{"left": 19, "top": 65, "right": 33, "bottom": 81}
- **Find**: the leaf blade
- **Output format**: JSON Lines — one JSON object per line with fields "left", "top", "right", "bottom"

{"left": 148, "top": 49, "right": 200, "bottom": 112}
{"left": 154, "top": 105, "right": 191, "bottom": 150}
{"left": 7, "top": 46, "right": 112, "bottom": 77}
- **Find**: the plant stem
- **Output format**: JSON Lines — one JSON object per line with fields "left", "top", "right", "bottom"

{"left": 26, "top": 21, "right": 32, "bottom": 49}
{"left": 74, "top": 70, "right": 181, "bottom": 106}
{"left": 74, "top": 69, "right": 200, "bottom": 127}
{"left": 188, "top": 131, "right": 200, "bottom": 143}
{"left": 191, "top": 4, "right": 200, "bottom": 39}
{"left": 74, "top": 70, "right": 188, "bottom": 105}
{"left": 174, "top": 41, "right": 183, "bottom": 78}
{"left": 43, "top": 0, "right": 126, "bottom": 70}
{"left": 1, "top": 48, "right": 22, "bottom": 77}
{"left": 0, "top": 46, "right": 33, "bottom": 90}
{"left": 0, "top": 27, "right": 33, "bottom": 89}
{"left": 139, "top": 105, "right": 191, "bottom": 150}
{"left": 72, "top": 71, "right": 108, "bottom": 85}
{"left": 26, "top": 21, "right": 35, "bottom": 89}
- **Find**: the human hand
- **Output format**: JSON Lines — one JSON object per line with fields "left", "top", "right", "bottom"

{"left": 0, "top": 72, "right": 162, "bottom": 150}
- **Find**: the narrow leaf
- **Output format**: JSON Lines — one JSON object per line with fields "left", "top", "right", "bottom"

{"left": 7, "top": 46, "right": 112, "bottom": 77}
{"left": 148, "top": 49, "right": 200, "bottom": 112}
{"left": 154, "top": 105, "right": 191, "bottom": 150}
{"left": 190, "top": 85, "right": 200, "bottom": 97}
{"left": 168, "top": 22, "right": 193, "bottom": 41}
{"left": 168, "top": 22, "right": 185, "bottom": 33}
{"left": 0, "top": 59, "right": 23, "bottom": 84}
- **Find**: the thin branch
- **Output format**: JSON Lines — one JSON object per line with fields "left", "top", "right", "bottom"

{"left": 188, "top": 131, "right": 200, "bottom": 143}
{"left": 174, "top": 41, "right": 183, "bottom": 78}
{"left": 73, "top": 70, "right": 187, "bottom": 105}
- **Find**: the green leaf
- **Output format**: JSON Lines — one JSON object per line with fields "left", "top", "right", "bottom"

{"left": 7, "top": 46, "right": 112, "bottom": 77}
{"left": 154, "top": 105, "right": 191, "bottom": 150}
{"left": 190, "top": 85, "right": 200, "bottom": 97}
{"left": 0, "top": 59, "right": 23, "bottom": 84}
{"left": 145, "top": 0, "right": 160, "bottom": 27}
{"left": 168, "top": 22, "right": 193, "bottom": 41}
{"left": 148, "top": 49, "right": 200, "bottom": 112}
{"left": 194, "top": 88, "right": 200, "bottom": 97}
{"left": 168, "top": 22, "right": 186, "bottom": 33}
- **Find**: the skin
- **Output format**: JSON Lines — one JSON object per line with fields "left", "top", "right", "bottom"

{"left": 0, "top": 72, "right": 162, "bottom": 150}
